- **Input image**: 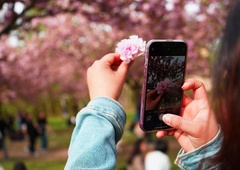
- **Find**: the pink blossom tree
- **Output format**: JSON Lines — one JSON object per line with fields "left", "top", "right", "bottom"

{"left": 0, "top": 0, "right": 232, "bottom": 114}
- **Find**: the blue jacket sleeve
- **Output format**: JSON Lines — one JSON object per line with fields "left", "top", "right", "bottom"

{"left": 64, "top": 97, "right": 126, "bottom": 170}
{"left": 175, "top": 127, "right": 223, "bottom": 170}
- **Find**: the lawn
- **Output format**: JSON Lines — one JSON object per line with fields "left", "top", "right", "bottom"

{"left": 0, "top": 115, "right": 181, "bottom": 170}
{"left": 0, "top": 116, "right": 72, "bottom": 170}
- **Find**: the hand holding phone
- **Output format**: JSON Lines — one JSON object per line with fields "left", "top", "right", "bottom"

{"left": 156, "top": 79, "right": 219, "bottom": 153}
{"left": 140, "top": 40, "right": 187, "bottom": 131}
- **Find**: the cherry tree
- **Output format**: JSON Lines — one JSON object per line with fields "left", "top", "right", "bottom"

{"left": 0, "top": 13, "right": 121, "bottom": 113}
{"left": 0, "top": 0, "right": 232, "bottom": 114}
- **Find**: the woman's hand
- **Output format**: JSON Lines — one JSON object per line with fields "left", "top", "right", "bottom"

{"left": 87, "top": 53, "right": 131, "bottom": 101}
{"left": 146, "top": 89, "right": 162, "bottom": 110}
{"left": 156, "top": 79, "right": 219, "bottom": 152}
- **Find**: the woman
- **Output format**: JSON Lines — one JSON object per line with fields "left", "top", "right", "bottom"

{"left": 65, "top": 1, "right": 240, "bottom": 169}
{"left": 157, "top": 1, "right": 240, "bottom": 169}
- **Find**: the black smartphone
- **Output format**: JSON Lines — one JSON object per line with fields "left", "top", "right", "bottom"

{"left": 140, "top": 40, "right": 187, "bottom": 131}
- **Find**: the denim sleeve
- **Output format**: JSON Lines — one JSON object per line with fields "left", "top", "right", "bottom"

{"left": 64, "top": 97, "right": 126, "bottom": 170}
{"left": 175, "top": 127, "right": 223, "bottom": 170}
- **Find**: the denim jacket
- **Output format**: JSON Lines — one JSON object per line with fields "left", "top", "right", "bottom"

{"left": 65, "top": 97, "right": 222, "bottom": 170}
{"left": 64, "top": 97, "right": 126, "bottom": 170}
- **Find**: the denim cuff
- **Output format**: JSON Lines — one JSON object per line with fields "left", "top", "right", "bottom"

{"left": 175, "top": 126, "right": 223, "bottom": 169}
{"left": 83, "top": 97, "right": 126, "bottom": 142}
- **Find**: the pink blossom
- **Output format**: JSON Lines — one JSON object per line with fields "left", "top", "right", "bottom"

{"left": 156, "top": 78, "right": 172, "bottom": 95}
{"left": 115, "top": 35, "right": 146, "bottom": 64}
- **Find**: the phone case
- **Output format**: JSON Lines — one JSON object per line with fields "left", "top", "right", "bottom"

{"left": 140, "top": 40, "right": 187, "bottom": 132}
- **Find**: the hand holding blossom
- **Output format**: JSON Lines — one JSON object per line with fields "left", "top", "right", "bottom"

{"left": 87, "top": 53, "right": 130, "bottom": 101}
{"left": 88, "top": 35, "right": 145, "bottom": 100}
{"left": 115, "top": 35, "right": 146, "bottom": 64}
{"left": 146, "top": 89, "right": 162, "bottom": 110}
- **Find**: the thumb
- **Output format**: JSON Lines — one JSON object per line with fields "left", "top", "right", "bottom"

{"left": 162, "top": 114, "right": 199, "bottom": 137}
{"left": 117, "top": 60, "right": 131, "bottom": 76}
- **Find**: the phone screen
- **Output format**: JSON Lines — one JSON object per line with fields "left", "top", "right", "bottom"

{"left": 140, "top": 40, "right": 187, "bottom": 131}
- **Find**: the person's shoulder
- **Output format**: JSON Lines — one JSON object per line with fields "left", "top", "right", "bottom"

{"left": 146, "top": 150, "right": 170, "bottom": 161}
{"left": 147, "top": 150, "right": 171, "bottom": 164}
{"left": 145, "top": 150, "right": 171, "bottom": 170}
{"left": 149, "top": 150, "right": 167, "bottom": 156}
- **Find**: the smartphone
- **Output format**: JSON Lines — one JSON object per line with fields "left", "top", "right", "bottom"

{"left": 140, "top": 40, "right": 187, "bottom": 131}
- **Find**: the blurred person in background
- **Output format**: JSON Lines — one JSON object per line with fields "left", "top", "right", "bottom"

{"left": 0, "top": 115, "right": 8, "bottom": 159}
{"left": 127, "top": 138, "right": 144, "bottom": 170}
{"left": 13, "top": 161, "right": 27, "bottom": 170}
{"left": 145, "top": 139, "right": 171, "bottom": 170}
{"left": 37, "top": 112, "right": 48, "bottom": 153}
{"left": 24, "top": 113, "right": 39, "bottom": 156}
{"left": 127, "top": 137, "right": 170, "bottom": 170}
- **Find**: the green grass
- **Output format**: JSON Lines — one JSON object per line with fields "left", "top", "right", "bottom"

{"left": 0, "top": 115, "right": 181, "bottom": 170}
{"left": 0, "top": 160, "right": 66, "bottom": 170}
{"left": 48, "top": 116, "right": 69, "bottom": 130}
{"left": 0, "top": 116, "right": 73, "bottom": 170}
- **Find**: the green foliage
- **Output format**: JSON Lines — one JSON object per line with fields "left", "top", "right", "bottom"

{"left": 0, "top": 160, "right": 66, "bottom": 170}
{"left": 48, "top": 116, "right": 69, "bottom": 130}
{"left": 25, "top": 8, "right": 46, "bottom": 18}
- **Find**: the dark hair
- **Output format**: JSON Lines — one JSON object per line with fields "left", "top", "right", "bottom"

{"left": 13, "top": 161, "right": 27, "bottom": 170}
{"left": 127, "top": 138, "right": 144, "bottom": 164}
{"left": 211, "top": 0, "right": 240, "bottom": 169}
{"left": 155, "top": 139, "right": 168, "bottom": 153}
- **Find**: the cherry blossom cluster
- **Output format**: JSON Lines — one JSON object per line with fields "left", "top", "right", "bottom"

{"left": 115, "top": 35, "right": 146, "bottom": 64}
{"left": 156, "top": 78, "right": 173, "bottom": 95}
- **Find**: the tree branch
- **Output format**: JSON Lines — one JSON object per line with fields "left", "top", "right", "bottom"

{"left": 0, "top": 1, "right": 79, "bottom": 37}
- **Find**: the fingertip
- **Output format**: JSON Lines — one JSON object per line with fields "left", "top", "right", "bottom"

{"left": 181, "top": 80, "right": 191, "bottom": 90}
{"left": 162, "top": 114, "right": 171, "bottom": 125}
{"left": 113, "top": 53, "right": 121, "bottom": 61}
{"left": 162, "top": 114, "right": 185, "bottom": 132}
{"left": 156, "top": 131, "right": 165, "bottom": 138}
{"left": 128, "top": 60, "right": 134, "bottom": 66}
{"left": 101, "top": 53, "right": 120, "bottom": 63}
{"left": 119, "top": 59, "right": 131, "bottom": 72}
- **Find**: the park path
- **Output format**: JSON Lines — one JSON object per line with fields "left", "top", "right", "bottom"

{"left": 4, "top": 134, "right": 180, "bottom": 163}
{"left": 5, "top": 139, "right": 68, "bottom": 161}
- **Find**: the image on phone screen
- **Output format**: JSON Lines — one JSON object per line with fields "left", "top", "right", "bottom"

{"left": 142, "top": 54, "right": 186, "bottom": 131}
